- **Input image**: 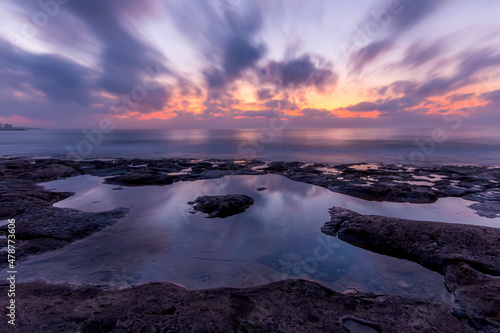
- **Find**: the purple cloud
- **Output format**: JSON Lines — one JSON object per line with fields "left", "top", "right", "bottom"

{"left": 261, "top": 55, "right": 338, "bottom": 90}
{"left": 300, "top": 108, "right": 333, "bottom": 117}
{"left": 350, "top": 0, "right": 446, "bottom": 73}
{"left": 447, "top": 93, "right": 474, "bottom": 102}
{"left": 256, "top": 88, "right": 275, "bottom": 100}
{"left": 400, "top": 40, "right": 444, "bottom": 69}
{"left": 479, "top": 89, "right": 500, "bottom": 102}
{"left": 263, "top": 99, "right": 298, "bottom": 110}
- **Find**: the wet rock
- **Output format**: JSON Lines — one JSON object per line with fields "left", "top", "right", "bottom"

{"left": 12, "top": 206, "right": 129, "bottom": 242}
{"left": 0, "top": 279, "right": 475, "bottom": 333}
{"left": 212, "top": 161, "right": 246, "bottom": 171}
{"left": 464, "top": 189, "right": 500, "bottom": 203}
{"left": 0, "top": 206, "right": 129, "bottom": 268}
{"left": 329, "top": 182, "right": 439, "bottom": 203}
{"left": 434, "top": 184, "right": 481, "bottom": 197}
{"left": 322, "top": 207, "right": 500, "bottom": 275}
{"left": 0, "top": 179, "right": 73, "bottom": 219}
{"left": 0, "top": 159, "right": 81, "bottom": 218}
{"left": 6, "top": 158, "right": 497, "bottom": 210}
{"left": 0, "top": 158, "right": 81, "bottom": 182}
{"left": 445, "top": 262, "right": 500, "bottom": 322}
{"left": 463, "top": 189, "right": 500, "bottom": 218}
{"left": 188, "top": 194, "right": 254, "bottom": 218}
{"left": 265, "top": 161, "right": 304, "bottom": 173}
{"left": 468, "top": 202, "right": 500, "bottom": 219}
{"left": 104, "top": 172, "right": 177, "bottom": 186}
{"left": 321, "top": 207, "right": 500, "bottom": 328}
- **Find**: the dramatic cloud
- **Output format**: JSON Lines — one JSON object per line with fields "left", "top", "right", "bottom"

{"left": 261, "top": 55, "right": 338, "bottom": 91}
{"left": 169, "top": 0, "right": 265, "bottom": 100}
{"left": 372, "top": 48, "right": 500, "bottom": 115}
{"left": 479, "top": 89, "right": 500, "bottom": 102}
{"left": 351, "top": 40, "right": 393, "bottom": 74}
{"left": 223, "top": 36, "right": 264, "bottom": 78}
{"left": 300, "top": 108, "right": 333, "bottom": 117}
{"left": 263, "top": 99, "right": 298, "bottom": 111}
{"left": 256, "top": 88, "right": 275, "bottom": 101}
{"left": 447, "top": 93, "right": 474, "bottom": 102}
{"left": 342, "top": 96, "right": 419, "bottom": 115}
{"left": 238, "top": 109, "right": 284, "bottom": 118}
{"left": 0, "top": 38, "right": 92, "bottom": 106}
{"left": 350, "top": 0, "right": 446, "bottom": 73}
{"left": 64, "top": 1, "right": 167, "bottom": 94}
{"left": 1, "top": 0, "right": 499, "bottom": 128}
{"left": 400, "top": 40, "right": 444, "bottom": 69}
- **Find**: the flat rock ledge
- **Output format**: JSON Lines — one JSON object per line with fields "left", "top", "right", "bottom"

{"left": 0, "top": 206, "right": 129, "bottom": 269}
{"left": 321, "top": 207, "right": 500, "bottom": 330}
{"left": 1, "top": 158, "right": 499, "bottom": 218}
{"left": 188, "top": 194, "right": 254, "bottom": 218}
{"left": 0, "top": 279, "right": 475, "bottom": 333}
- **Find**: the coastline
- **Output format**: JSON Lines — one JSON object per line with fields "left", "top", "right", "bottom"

{"left": 0, "top": 157, "right": 499, "bottom": 332}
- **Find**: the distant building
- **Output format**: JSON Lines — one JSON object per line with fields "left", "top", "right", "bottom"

{"left": 0, "top": 123, "right": 14, "bottom": 129}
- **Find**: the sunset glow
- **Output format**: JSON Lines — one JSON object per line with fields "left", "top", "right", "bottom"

{"left": 1, "top": 0, "right": 500, "bottom": 129}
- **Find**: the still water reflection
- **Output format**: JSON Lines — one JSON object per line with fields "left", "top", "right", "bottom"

{"left": 10, "top": 174, "right": 495, "bottom": 303}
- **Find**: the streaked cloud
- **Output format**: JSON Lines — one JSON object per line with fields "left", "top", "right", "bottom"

{"left": 0, "top": 0, "right": 499, "bottom": 128}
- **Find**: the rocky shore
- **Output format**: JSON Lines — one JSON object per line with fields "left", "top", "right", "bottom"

{"left": 0, "top": 157, "right": 499, "bottom": 332}
{"left": 0, "top": 279, "right": 475, "bottom": 332}
{"left": 2, "top": 158, "right": 498, "bottom": 218}
{"left": 322, "top": 207, "right": 500, "bottom": 330}
{"left": 0, "top": 206, "right": 129, "bottom": 269}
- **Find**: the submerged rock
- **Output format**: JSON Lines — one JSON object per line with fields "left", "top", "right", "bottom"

{"left": 188, "top": 194, "right": 254, "bottom": 218}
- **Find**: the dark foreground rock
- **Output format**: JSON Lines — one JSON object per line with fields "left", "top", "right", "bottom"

{"left": 0, "top": 179, "right": 73, "bottom": 219}
{"left": 0, "top": 158, "right": 83, "bottom": 218}
{"left": 321, "top": 207, "right": 500, "bottom": 275}
{"left": 321, "top": 207, "right": 500, "bottom": 329}
{"left": 188, "top": 194, "right": 254, "bottom": 218}
{"left": 0, "top": 206, "right": 129, "bottom": 269}
{"left": 0, "top": 279, "right": 475, "bottom": 333}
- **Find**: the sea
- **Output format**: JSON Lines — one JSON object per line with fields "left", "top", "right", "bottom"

{"left": 1, "top": 127, "right": 500, "bottom": 165}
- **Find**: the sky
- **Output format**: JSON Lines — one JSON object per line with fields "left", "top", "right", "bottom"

{"left": 1, "top": 0, "right": 500, "bottom": 129}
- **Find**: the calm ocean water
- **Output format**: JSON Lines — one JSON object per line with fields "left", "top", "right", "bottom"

{"left": 1, "top": 128, "right": 500, "bottom": 165}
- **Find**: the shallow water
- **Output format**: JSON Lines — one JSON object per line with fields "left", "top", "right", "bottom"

{"left": 7, "top": 174, "right": 499, "bottom": 302}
